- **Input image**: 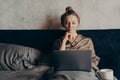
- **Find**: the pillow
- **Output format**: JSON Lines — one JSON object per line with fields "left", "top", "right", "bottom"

{"left": 0, "top": 43, "right": 41, "bottom": 71}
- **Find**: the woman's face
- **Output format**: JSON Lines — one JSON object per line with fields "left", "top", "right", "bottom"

{"left": 63, "top": 15, "right": 79, "bottom": 33}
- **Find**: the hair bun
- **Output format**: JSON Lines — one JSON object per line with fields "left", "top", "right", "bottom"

{"left": 65, "top": 6, "right": 73, "bottom": 12}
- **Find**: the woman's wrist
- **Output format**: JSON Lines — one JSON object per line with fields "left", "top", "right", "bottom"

{"left": 63, "top": 38, "right": 68, "bottom": 43}
{"left": 59, "top": 39, "right": 67, "bottom": 50}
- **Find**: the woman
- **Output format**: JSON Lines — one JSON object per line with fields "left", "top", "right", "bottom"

{"left": 50, "top": 6, "right": 99, "bottom": 80}
{"left": 47, "top": 6, "right": 117, "bottom": 80}
{"left": 53, "top": 6, "right": 99, "bottom": 71}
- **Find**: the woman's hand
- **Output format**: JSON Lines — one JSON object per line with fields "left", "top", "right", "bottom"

{"left": 59, "top": 32, "right": 71, "bottom": 50}
{"left": 63, "top": 32, "right": 71, "bottom": 42}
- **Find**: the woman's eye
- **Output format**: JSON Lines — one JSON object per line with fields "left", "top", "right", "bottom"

{"left": 65, "top": 22, "right": 69, "bottom": 25}
{"left": 72, "top": 23, "right": 75, "bottom": 24}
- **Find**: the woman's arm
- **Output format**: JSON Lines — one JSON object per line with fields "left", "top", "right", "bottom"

{"left": 89, "top": 39, "right": 100, "bottom": 71}
{"left": 59, "top": 32, "right": 71, "bottom": 50}
{"left": 59, "top": 40, "right": 66, "bottom": 50}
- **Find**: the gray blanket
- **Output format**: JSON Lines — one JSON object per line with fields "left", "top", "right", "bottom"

{"left": 0, "top": 66, "right": 50, "bottom": 80}
{"left": 0, "top": 43, "right": 51, "bottom": 80}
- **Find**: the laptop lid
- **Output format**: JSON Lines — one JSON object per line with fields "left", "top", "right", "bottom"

{"left": 51, "top": 50, "right": 91, "bottom": 72}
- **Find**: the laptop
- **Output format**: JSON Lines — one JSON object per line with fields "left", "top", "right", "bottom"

{"left": 51, "top": 50, "right": 91, "bottom": 72}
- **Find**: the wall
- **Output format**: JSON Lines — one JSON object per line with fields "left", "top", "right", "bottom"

{"left": 0, "top": 0, "right": 120, "bottom": 29}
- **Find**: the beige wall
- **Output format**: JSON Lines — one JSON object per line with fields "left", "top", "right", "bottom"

{"left": 0, "top": 0, "right": 120, "bottom": 29}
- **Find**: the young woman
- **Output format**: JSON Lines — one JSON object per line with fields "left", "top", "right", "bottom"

{"left": 53, "top": 6, "right": 99, "bottom": 71}
{"left": 47, "top": 6, "right": 117, "bottom": 80}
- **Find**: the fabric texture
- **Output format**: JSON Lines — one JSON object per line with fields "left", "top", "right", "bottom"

{"left": 0, "top": 43, "right": 51, "bottom": 80}
{"left": 0, "top": 43, "right": 41, "bottom": 71}
{"left": 0, "top": 65, "right": 50, "bottom": 80}
{"left": 47, "top": 69, "right": 98, "bottom": 80}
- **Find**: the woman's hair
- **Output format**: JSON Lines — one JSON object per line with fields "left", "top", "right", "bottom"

{"left": 61, "top": 6, "right": 80, "bottom": 26}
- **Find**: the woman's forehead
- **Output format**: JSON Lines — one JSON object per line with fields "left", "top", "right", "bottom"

{"left": 65, "top": 15, "right": 79, "bottom": 21}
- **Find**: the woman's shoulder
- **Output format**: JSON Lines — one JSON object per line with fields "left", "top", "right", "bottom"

{"left": 53, "top": 36, "right": 64, "bottom": 50}
{"left": 53, "top": 36, "right": 64, "bottom": 46}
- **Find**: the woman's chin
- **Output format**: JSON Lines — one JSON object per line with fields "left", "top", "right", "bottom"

{"left": 68, "top": 31, "right": 73, "bottom": 33}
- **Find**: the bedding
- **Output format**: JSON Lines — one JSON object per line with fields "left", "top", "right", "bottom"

{"left": 0, "top": 43, "right": 50, "bottom": 80}
{"left": 0, "top": 43, "right": 41, "bottom": 71}
{"left": 0, "top": 65, "right": 50, "bottom": 80}
{"left": 45, "top": 69, "right": 98, "bottom": 80}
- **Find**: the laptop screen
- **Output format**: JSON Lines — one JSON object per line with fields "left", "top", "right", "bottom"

{"left": 51, "top": 50, "right": 91, "bottom": 72}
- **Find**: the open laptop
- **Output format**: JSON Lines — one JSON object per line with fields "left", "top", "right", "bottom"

{"left": 51, "top": 50, "right": 91, "bottom": 72}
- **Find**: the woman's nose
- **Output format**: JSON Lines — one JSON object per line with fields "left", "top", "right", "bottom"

{"left": 68, "top": 23, "right": 72, "bottom": 28}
